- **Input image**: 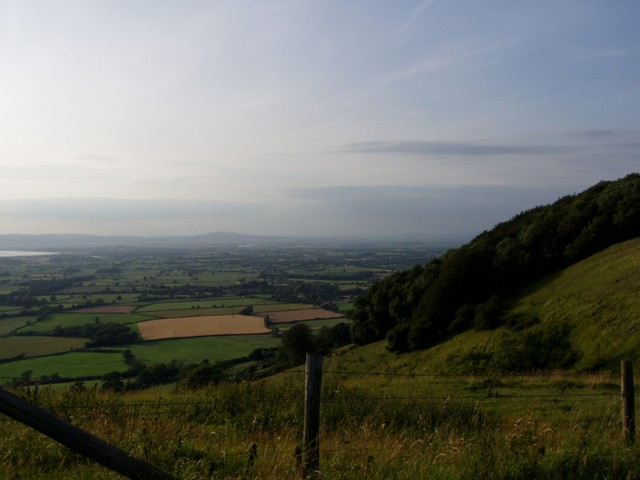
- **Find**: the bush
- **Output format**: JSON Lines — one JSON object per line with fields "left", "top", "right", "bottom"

{"left": 495, "top": 322, "right": 581, "bottom": 372}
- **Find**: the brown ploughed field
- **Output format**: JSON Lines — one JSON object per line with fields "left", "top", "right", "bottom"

{"left": 138, "top": 314, "right": 270, "bottom": 340}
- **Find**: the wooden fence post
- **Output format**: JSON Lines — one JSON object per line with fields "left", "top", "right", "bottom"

{"left": 622, "top": 359, "right": 635, "bottom": 444}
{"left": 0, "top": 387, "right": 176, "bottom": 480}
{"left": 303, "top": 353, "right": 323, "bottom": 478}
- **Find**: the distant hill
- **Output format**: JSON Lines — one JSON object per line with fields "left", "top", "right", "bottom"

{"left": 0, "top": 231, "right": 461, "bottom": 251}
{"left": 0, "top": 231, "right": 280, "bottom": 251}
{"left": 349, "top": 173, "right": 640, "bottom": 353}
{"left": 329, "top": 236, "right": 640, "bottom": 374}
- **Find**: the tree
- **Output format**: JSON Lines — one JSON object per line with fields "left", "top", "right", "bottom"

{"left": 101, "top": 372, "right": 125, "bottom": 392}
{"left": 279, "top": 323, "right": 315, "bottom": 367}
{"left": 10, "top": 370, "right": 34, "bottom": 387}
{"left": 179, "top": 360, "right": 227, "bottom": 389}
{"left": 316, "top": 322, "right": 352, "bottom": 353}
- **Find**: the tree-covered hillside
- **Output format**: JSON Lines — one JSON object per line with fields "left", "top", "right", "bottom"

{"left": 350, "top": 173, "right": 640, "bottom": 352}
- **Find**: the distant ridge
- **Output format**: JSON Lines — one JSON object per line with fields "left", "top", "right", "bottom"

{"left": 0, "top": 231, "right": 458, "bottom": 251}
{"left": 0, "top": 232, "right": 279, "bottom": 250}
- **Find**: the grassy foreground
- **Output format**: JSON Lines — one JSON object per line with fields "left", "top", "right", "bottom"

{"left": 1, "top": 368, "right": 637, "bottom": 479}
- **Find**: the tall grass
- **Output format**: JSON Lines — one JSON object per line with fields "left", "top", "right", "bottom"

{"left": 2, "top": 373, "right": 639, "bottom": 479}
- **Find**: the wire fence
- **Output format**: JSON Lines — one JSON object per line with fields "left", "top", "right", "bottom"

{"left": 0, "top": 360, "right": 633, "bottom": 478}
{"left": 0, "top": 368, "right": 624, "bottom": 407}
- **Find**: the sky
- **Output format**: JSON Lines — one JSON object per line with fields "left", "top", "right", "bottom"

{"left": 1, "top": 0, "right": 639, "bottom": 240}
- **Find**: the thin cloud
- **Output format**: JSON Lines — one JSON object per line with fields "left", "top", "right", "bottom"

{"left": 577, "top": 48, "right": 628, "bottom": 61}
{"left": 565, "top": 129, "right": 618, "bottom": 139}
{"left": 553, "top": 129, "right": 640, "bottom": 151}
{"left": 397, "top": 0, "right": 439, "bottom": 37}
{"left": 340, "top": 140, "right": 567, "bottom": 156}
{"left": 0, "top": 198, "right": 264, "bottom": 221}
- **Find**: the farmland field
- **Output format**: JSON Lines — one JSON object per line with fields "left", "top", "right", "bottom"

{"left": 138, "top": 314, "right": 271, "bottom": 340}
{"left": 125, "top": 334, "right": 281, "bottom": 364}
{"left": 276, "top": 317, "right": 350, "bottom": 330}
{"left": 0, "top": 316, "right": 36, "bottom": 336}
{"left": 0, "top": 306, "right": 22, "bottom": 313}
{"left": 142, "top": 306, "right": 242, "bottom": 318}
{"left": 266, "top": 307, "right": 344, "bottom": 323}
{"left": 18, "top": 313, "right": 152, "bottom": 333}
{"left": 253, "top": 303, "right": 314, "bottom": 313}
{"left": 72, "top": 305, "right": 136, "bottom": 313}
{"left": 0, "top": 351, "right": 127, "bottom": 379}
{"left": 0, "top": 336, "right": 88, "bottom": 359}
{"left": 136, "top": 297, "right": 271, "bottom": 313}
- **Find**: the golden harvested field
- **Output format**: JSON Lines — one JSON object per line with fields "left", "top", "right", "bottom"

{"left": 73, "top": 305, "right": 136, "bottom": 314}
{"left": 266, "top": 308, "right": 344, "bottom": 323}
{"left": 138, "top": 315, "right": 270, "bottom": 340}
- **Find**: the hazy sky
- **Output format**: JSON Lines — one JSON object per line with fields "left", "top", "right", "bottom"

{"left": 1, "top": 1, "right": 639, "bottom": 239}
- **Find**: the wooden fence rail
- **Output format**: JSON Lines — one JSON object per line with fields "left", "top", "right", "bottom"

{"left": 0, "top": 386, "right": 176, "bottom": 480}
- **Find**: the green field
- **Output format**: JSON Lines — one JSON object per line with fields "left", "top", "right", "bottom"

{"left": 253, "top": 303, "right": 315, "bottom": 313}
{"left": 51, "top": 293, "right": 141, "bottom": 304}
{"left": 141, "top": 302, "right": 317, "bottom": 318}
{"left": 290, "top": 266, "right": 377, "bottom": 277}
{"left": 0, "top": 306, "right": 22, "bottom": 313}
{"left": 0, "top": 316, "right": 36, "bottom": 336}
{"left": 125, "top": 334, "right": 281, "bottom": 364}
{"left": 276, "top": 317, "right": 349, "bottom": 331}
{"left": 141, "top": 306, "right": 244, "bottom": 318}
{"left": 136, "top": 297, "right": 271, "bottom": 313}
{"left": 185, "top": 271, "right": 260, "bottom": 284}
{"left": 335, "top": 301, "right": 354, "bottom": 312}
{"left": 16, "top": 313, "right": 152, "bottom": 333}
{"left": 0, "top": 327, "right": 282, "bottom": 381}
{"left": 135, "top": 300, "right": 313, "bottom": 318}
{"left": 0, "top": 336, "right": 88, "bottom": 360}
{"left": 0, "top": 351, "right": 127, "bottom": 379}
{"left": 0, "top": 331, "right": 282, "bottom": 380}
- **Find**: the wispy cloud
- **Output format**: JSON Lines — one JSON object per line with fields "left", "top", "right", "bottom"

{"left": 564, "top": 129, "right": 618, "bottom": 139}
{"left": 0, "top": 198, "right": 264, "bottom": 221}
{"left": 576, "top": 48, "right": 628, "bottom": 61}
{"left": 396, "top": 0, "right": 439, "bottom": 37}
{"left": 339, "top": 140, "right": 567, "bottom": 156}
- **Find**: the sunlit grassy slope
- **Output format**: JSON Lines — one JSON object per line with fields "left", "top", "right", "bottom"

{"left": 323, "top": 237, "right": 640, "bottom": 376}
{"left": 508, "top": 236, "right": 640, "bottom": 370}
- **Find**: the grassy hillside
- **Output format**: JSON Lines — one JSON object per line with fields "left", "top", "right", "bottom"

{"left": 325, "top": 237, "right": 640, "bottom": 376}
{"left": 507, "top": 236, "right": 640, "bottom": 370}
